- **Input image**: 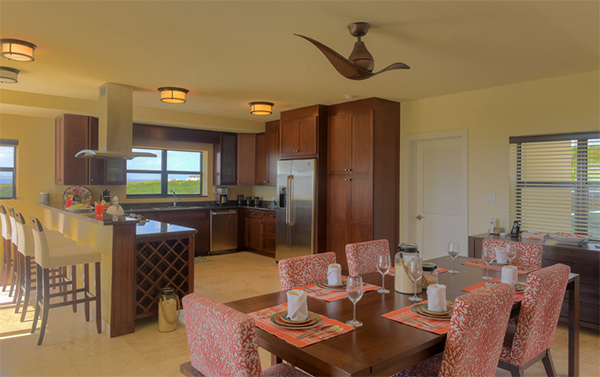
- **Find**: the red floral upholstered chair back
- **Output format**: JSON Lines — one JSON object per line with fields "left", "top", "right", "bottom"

{"left": 482, "top": 239, "right": 543, "bottom": 268}
{"left": 278, "top": 252, "right": 336, "bottom": 290}
{"left": 439, "top": 283, "right": 514, "bottom": 377}
{"left": 499, "top": 263, "right": 570, "bottom": 367}
{"left": 345, "top": 239, "right": 390, "bottom": 276}
{"left": 182, "top": 293, "right": 262, "bottom": 377}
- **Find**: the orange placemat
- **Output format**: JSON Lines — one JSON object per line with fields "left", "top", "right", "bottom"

{"left": 296, "top": 281, "right": 380, "bottom": 302}
{"left": 387, "top": 267, "right": 449, "bottom": 276}
{"left": 249, "top": 303, "right": 354, "bottom": 348}
{"left": 462, "top": 259, "right": 539, "bottom": 274}
{"left": 462, "top": 278, "right": 524, "bottom": 302}
{"left": 382, "top": 301, "right": 450, "bottom": 335}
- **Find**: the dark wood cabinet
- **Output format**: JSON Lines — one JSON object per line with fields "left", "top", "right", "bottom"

{"left": 326, "top": 98, "right": 400, "bottom": 271}
{"left": 55, "top": 114, "right": 126, "bottom": 186}
{"left": 236, "top": 134, "right": 256, "bottom": 186}
{"left": 469, "top": 233, "right": 600, "bottom": 329}
{"left": 214, "top": 132, "right": 237, "bottom": 186}
{"left": 256, "top": 120, "right": 279, "bottom": 186}
{"left": 244, "top": 209, "right": 276, "bottom": 258}
{"left": 279, "top": 105, "right": 327, "bottom": 160}
{"left": 153, "top": 210, "right": 209, "bottom": 256}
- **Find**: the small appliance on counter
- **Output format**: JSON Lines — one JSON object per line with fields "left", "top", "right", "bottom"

{"left": 237, "top": 194, "right": 245, "bottom": 205}
{"left": 246, "top": 197, "right": 252, "bottom": 206}
{"left": 254, "top": 196, "right": 260, "bottom": 207}
{"left": 215, "top": 187, "right": 228, "bottom": 206}
{"left": 102, "top": 189, "right": 111, "bottom": 203}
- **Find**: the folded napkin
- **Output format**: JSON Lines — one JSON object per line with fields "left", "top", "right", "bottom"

{"left": 496, "top": 247, "right": 508, "bottom": 264}
{"left": 426, "top": 284, "right": 447, "bottom": 312}
{"left": 327, "top": 263, "right": 342, "bottom": 285}
{"left": 501, "top": 265, "right": 519, "bottom": 286}
{"left": 286, "top": 290, "right": 308, "bottom": 321}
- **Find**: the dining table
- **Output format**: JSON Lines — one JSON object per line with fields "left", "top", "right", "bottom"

{"left": 223, "top": 256, "right": 580, "bottom": 377}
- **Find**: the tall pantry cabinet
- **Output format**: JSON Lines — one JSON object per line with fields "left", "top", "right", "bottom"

{"left": 326, "top": 98, "right": 400, "bottom": 271}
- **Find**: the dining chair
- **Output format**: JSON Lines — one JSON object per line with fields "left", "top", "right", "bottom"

{"left": 29, "top": 216, "right": 102, "bottom": 345}
{"left": 0, "top": 204, "right": 16, "bottom": 293}
{"left": 278, "top": 251, "right": 336, "bottom": 290}
{"left": 482, "top": 239, "right": 543, "bottom": 268}
{"left": 182, "top": 293, "right": 309, "bottom": 377}
{"left": 345, "top": 239, "right": 390, "bottom": 276}
{"left": 394, "top": 283, "right": 514, "bottom": 377}
{"left": 497, "top": 263, "right": 571, "bottom": 377}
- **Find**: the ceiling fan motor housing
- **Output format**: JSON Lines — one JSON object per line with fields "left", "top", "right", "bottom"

{"left": 348, "top": 41, "right": 374, "bottom": 72}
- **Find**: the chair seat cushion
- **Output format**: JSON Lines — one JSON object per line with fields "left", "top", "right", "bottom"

{"left": 263, "top": 363, "right": 312, "bottom": 377}
{"left": 392, "top": 352, "right": 443, "bottom": 377}
{"left": 46, "top": 245, "right": 101, "bottom": 268}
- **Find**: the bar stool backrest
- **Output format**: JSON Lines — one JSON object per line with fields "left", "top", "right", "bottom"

{"left": 29, "top": 216, "right": 51, "bottom": 268}
{"left": 14, "top": 211, "right": 35, "bottom": 258}
{"left": 7, "top": 206, "right": 18, "bottom": 247}
{"left": 0, "top": 204, "right": 11, "bottom": 240}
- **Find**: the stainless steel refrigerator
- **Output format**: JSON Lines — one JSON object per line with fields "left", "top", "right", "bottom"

{"left": 276, "top": 159, "right": 317, "bottom": 261}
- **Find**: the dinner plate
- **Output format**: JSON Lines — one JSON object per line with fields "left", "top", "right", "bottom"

{"left": 280, "top": 312, "right": 313, "bottom": 325}
{"left": 411, "top": 304, "right": 452, "bottom": 320}
{"left": 316, "top": 279, "right": 346, "bottom": 291}
{"left": 270, "top": 311, "right": 323, "bottom": 329}
{"left": 67, "top": 207, "right": 94, "bottom": 214}
{"left": 420, "top": 301, "right": 453, "bottom": 316}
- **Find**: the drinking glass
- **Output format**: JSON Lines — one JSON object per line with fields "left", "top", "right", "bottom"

{"left": 506, "top": 243, "right": 517, "bottom": 266}
{"left": 406, "top": 254, "right": 423, "bottom": 302}
{"left": 376, "top": 254, "right": 391, "bottom": 294}
{"left": 346, "top": 276, "right": 364, "bottom": 327}
{"left": 482, "top": 245, "right": 495, "bottom": 280}
{"left": 447, "top": 241, "right": 460, "bottom": 274}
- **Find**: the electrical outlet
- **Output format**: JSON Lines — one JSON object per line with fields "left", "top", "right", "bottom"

{"left": 485, "top": 194, "right": 496, "bottom": 204}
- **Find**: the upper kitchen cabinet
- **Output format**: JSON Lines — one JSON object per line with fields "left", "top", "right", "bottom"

{"left": 326, "top": 98, "right": 400, "bottom": 271}
{"left": 256, "top": 120, "right": 279, "bottom": 186}
{"left": 236, "top": 134, "right": 256, "bottom": 186}
{"left": 279, "top": 105, "right": 327, "bottom": 160}
{"left": 213, "top": 132, "right": 237, "bottom": 186}
{"left": 55, "top": 114, "right": 99, "bottom": 185}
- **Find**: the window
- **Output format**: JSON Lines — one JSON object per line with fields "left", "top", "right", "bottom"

{"left": 509, "top": 132, "right": 600, "bottom": 237}
{"left": 0, "top": 139, "right": 17, "bottom": 199}
{"left": 126, "top": 148, "right": 204, "bottom": 197}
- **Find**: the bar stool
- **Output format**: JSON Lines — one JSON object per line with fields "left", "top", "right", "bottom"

{"left": 0, "top": 204, "right": 15, "bottom": 293}
{"left": 13, "top": 211, "right": 76, "bottom": 322}
{"left": 29, "top": 216, "right": 102, "bottom": 345}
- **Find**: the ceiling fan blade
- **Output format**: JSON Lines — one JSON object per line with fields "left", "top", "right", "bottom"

{"left": 371, "top": 62, "right": 411, "bottom": 76}
{"left": 295, "top": 34, "right": 371, "bottom": 80}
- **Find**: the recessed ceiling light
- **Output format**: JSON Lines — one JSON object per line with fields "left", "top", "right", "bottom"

{"left": 0, "top": 67, "right": 19, "bottom": 83}
{"left": 249, "top": 101, "right": 274, "bottom": 115}
{"left": 158, "top": 87, "right": 189, "bottom": 104}
{"left": 0, "top": 39, "right": 37, "bottom": 62}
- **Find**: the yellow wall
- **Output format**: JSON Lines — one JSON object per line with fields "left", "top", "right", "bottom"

{"left": 400, "top": 70, "right": 600, "bottom": 236}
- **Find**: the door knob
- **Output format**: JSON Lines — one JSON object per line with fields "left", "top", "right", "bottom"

{"left": 416, "top": 215, "right": 425, "bottom": 220}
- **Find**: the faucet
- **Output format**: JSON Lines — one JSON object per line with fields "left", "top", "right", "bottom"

{"left": 170, "top": 190, "right": 179, "bottom": 207}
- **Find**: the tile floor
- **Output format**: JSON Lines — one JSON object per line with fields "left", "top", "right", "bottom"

{"left": 0, "top": 251, "right": 598, "bottom": 377}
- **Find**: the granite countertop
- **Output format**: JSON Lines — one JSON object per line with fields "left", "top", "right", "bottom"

{"left": 125, "top": 201, "right": 278, "bottom": 213}
{"left": 135, "top": 219, "right": 197, "bottom": 239}
{"left": 39, "top": 203, "right": 139, "bottom": 225}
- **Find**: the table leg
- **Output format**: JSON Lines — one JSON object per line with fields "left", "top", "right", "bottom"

{"left": 271, "top": 353, "right": 282, "bottom": 366}
{"left": 568, "top": 275, "right": 579, "bottom": 377}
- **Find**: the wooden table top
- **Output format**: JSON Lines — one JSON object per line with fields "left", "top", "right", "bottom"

{"left": 227, "top": 256, "right": 523, "bottom": 376}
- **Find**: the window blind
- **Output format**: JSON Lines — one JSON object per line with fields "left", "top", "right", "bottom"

{"left": 509, "top": 132, "right": 600, "bottom": 237}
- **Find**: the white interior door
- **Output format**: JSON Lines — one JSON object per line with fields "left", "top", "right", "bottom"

{"left": 403, "top": 131, "right": 468, "bottom": 260}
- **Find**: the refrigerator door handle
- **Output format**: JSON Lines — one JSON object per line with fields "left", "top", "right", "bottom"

{"left": 286, "top": 175, "right": 295, "bottom": 226}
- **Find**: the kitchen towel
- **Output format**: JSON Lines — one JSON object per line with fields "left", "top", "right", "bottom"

{"left": 501, "top": 265, "right": 519, "bottom": 286}
{"left": 327, "top": 263, "right": 342, "bottom": 286}
{"left": 426, "top": 284, "right": 447, "bottom": 312}
{"left": 286, "top": 290, "right": 308, "bottom": 321}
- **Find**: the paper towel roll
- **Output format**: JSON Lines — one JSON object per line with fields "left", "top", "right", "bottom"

{"left": 501, "top": 265, "right": 519, "bottom": 286}
{"left": 286, "top": 290, "right": 308, "bottom": 321}
{"left": 426, "top": 284, "right": 447, "bottom": 312}
{"left": 327, "top": 263, "right": 342, "bottom": 286}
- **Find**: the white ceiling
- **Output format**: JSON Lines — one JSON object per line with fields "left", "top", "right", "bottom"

{"left": 1, "top": 0, "right": 598, "bottom": 127}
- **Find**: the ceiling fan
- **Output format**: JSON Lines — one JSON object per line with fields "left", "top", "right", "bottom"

{"left": 295, "top": 22, "right": 410, "bottom": 81}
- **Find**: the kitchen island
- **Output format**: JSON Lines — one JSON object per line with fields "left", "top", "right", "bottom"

{"left": 39, "top": 204, "right": 196, "bottom": 337}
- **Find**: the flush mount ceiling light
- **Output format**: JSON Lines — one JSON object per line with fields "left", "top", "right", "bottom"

{"left": 249, "top": 101, "right": 274, "bottom": 115}
{"left": 0, "top": 67, "right": 19, "bottom": 83}
{"left": 0, "top": 39, "right": 37, "bottom": 62}
{"left": 158, "top": 87, "right": 189, "bottom": 104}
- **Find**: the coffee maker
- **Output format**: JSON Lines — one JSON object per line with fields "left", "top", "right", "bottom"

{"left": 215, "top": 187, "right": 228, "bottom": 205}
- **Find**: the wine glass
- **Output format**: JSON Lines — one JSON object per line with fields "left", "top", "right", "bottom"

{"left": 346, "top": 276, "right": 364, "bottom": 327}
{"left": 376, "top": 254, "right": 391, "bottom": 294}
{"left": 406, "top": 254, "right": 423, "bottom": 302}
{"left": 506, "top": 243, "right": 517, "bottom": 266}
{"left": 482, "top": 245, "right": 495, "bottom": 280}
{"left": 447, "top": 241, "right": 460, "bottom": 274}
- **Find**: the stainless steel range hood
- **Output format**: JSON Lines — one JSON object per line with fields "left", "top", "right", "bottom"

{"left": 75, "top": 83, "right": 156, "bottom": 160}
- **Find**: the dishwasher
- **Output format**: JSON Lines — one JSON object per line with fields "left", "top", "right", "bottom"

{"left": 209, "top": 209, "right": 238, "bottom": 254}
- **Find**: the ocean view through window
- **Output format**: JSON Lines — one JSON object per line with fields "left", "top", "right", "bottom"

{"left": 0, "top": 140, "right": 17, "bottom": 199}
{"left": 126, "top": 148, "right": 204, "bottom": 197}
